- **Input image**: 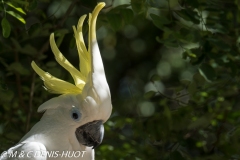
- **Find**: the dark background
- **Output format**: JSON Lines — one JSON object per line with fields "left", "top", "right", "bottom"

{"left": 1, "top": 0, "right": 240, "bottom": 159}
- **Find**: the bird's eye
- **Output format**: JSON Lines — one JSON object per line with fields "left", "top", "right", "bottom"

{"left": 71, "top": 106, "right": 81, "bottom": 121}
{"left": 72, "top": 112, "right": 79, "bottom": 119}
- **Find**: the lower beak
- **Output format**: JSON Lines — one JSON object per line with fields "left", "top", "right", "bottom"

{"left": 75, "top": 120, "right": 104, "bottom": 149}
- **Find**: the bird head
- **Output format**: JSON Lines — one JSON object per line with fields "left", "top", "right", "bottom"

{"left": 31, "top": 2, "right": 111, "bottom": 149}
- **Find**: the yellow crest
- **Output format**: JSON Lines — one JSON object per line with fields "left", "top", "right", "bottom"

{"left": 31, "top": 3, "right": 105, "bottom": 94}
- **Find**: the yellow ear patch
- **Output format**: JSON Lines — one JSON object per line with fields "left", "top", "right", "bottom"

{"left": 31, "top": 2, "right": 105, "bottom": 94}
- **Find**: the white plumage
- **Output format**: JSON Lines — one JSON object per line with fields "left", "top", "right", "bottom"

{"left": 1, "top": 2, "right": 111, "bottom": 160}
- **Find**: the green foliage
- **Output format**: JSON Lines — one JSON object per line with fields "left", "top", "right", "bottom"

{"left": 1, "top": 18, "right": 11, "bottom": 38}
{"left": 1, "top": 0, "right": 240, "bottom": 159}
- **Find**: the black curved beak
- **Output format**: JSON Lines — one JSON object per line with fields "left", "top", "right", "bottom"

{"left": 75, "top": 120, "right": 104, "bottom": 149}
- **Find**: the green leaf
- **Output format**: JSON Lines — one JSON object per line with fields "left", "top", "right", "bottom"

{"left": 113, "top": 4, "right": 131, "bottom": 10}
{"left": 10, "top": 0, "right": 29, "bottom": 5}
{"left": 180, "top": 79, "right": 191, "bottom": 87}
{"left": 20, "top": 44, "right": 37, "bottom": 56}
{"left": 8, "top": 62, "right": 29, "bottom": 75}
{"left": 188, "top": 116, "right": 211, "bottom": 129}
{"left": 6, "top": 11, "right": 26, "bottom": 24}
{"left": 107, "top": 14, "right": 122, "bottom": 31}
{"left": 150, "top": 74, "right": 161, "bottom": 81}
{"left": 199, "top": 63, "right": 216, "bottom": 82}
{"left": 56, "top": 34, "right": 65, "bottom": 47}
{"left": 28, "top": 0, "right": 38, "bottom": 10}
{"left": 207, "top": 37, "right": 231, "bottom": 52}
{"left": 156, "top": 36, "right": 178, "bottom": 48}
{"left": 0, "top": 58, "right": 9, "bottom": 68}
{"left": 150, "top": 14, "right": 170, "bottom": 30}
{"left": 193, "top": 73, "right": 206, "bottom": 86}
{"left": 188, "top": 81, "right": 197, "bottom": 95}
{"left": 120, "top": 9, "right": 134, "bottom": 24}
{"left": 150, "top": 14, "right": 171, "bottom": 26}
{"left": 1, "top": 18, "right": 11, "bottom": 38}
{"left": 0, "top": 78, "right": 8, "bottom": 91}
{"left": 46, "top": 61, "right": 57, "bottom": 67}
{"left": 5, "top": 2, "right": 26, "bottom": 15}
{"left": 164, "top": 106, "right": 171, "bottom": 121}
{"left": 69, "top": 37, "right": 76, "bottom": 49}
{"left": 55, "top": 29, "right": 68, "bottom": 47}
{"left": 48, "top": 68, "right": 61, "bottom": 78}
{"left": 144, "top": 91, "right": 156, "bottom": 99}
{"left": 0, "top": 90, "right": 14, "bottom": 103}
{"left": 11, "top": 38, "right": 22, "bottom": 50}
{"left": 55, "top": 29, "right": 69, "bottom": 36}
{"left": 226, "top": 61, "right": 238, "bottom": 77}
{"left": 182, "top": 48, "right": 204, "bottom": 65}
{"left": 131, "top": 0, "right": 145, "bottom": 14}
{"left": 176, "top": 9, "right": 200, "bottom": 24}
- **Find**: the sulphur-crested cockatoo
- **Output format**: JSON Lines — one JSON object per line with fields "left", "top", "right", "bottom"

{"left": 0, "top": 2, "right": 111, "bottom": 160}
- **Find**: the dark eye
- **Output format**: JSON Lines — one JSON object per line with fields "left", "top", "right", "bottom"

{"left": 71, "top": 106, "right": 81, "bottom": 121}
{"left": 72, "top": 112, "right": 79, "bottom": 120}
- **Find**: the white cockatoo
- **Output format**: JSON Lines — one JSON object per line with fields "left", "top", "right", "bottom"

{"left": 0, "top": 2, "right": 112, "bottom": 160}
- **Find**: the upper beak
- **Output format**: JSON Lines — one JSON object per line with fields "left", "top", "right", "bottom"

{"left": 75, "top": 120, "right": 104, "bottom": 149}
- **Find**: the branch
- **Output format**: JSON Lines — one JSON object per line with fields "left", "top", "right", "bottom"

{"left": 14, "top": 51, "right": 25, "bottom": 108}
{"left": 27, "top": 36, "right": 51, "bottom": 132}
{"left": 33, "top": 39, "right": 49, "bottom": 60}
{"left": 151, "top": 80, "right": 188, "bottom": 106}
{"left": 25, "top": 73, "right": 36, "bottom": 133}
{"left": 59, "top": 0, "right": 78, "bottom": 27}
{"left": 209, "top": 111, "right": 228, "bottom": 152}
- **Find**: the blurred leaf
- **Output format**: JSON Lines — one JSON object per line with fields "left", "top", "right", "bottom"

{"left": 193, "top": 73, "right": 206, "bottom": 86}
{"left": 11, "top": 38, "right": 22, "bottom": 50}
{"left": 164, "top": 106, "right": 171, "bottom": 121}
{"left": 5, "top": 2, "right": 26, "bottom": 15}
{"left": 144, "top": 91, "right": 156, "bottom": 99}
{"left": 113, "top": 4, "right": 131, "bottom": 9}
{"left": 120, "top": 9, "right": 134, "bottom": 24}
{"left": 176, "top": 9, "right": 200, "bottom": 24}
{"left": 150, "top": 14, "right": 171, "bottom": 26}
{"left": 10, "top": 0, "right": 29, "bottom": 5}
{"left": 131, "top": 0, "right": 145, "bottom": 14}
{"left": 8, "top": 62, "right": 29, "bottom": 75}
{"left": 0, "top": 84, "right": 6, "bottom": 91}
{"left": 156, "top": 36, "right": 179, "bottom": 48}
{"left": 69, "top": 37, "right": 76, "bottom": 49}
{"left": 55, "top": 29, "right": 69, "bottom": 36}
{"left": 28, "top": 0, "right": 38, "bottom": 10}
{"left": 188, "top": 116, "right": 211, "bottom": 129}
{"left": 6, "top": 11, "right": 26, "bottom": 24}
{"left": 107, "top": 14, "right": 122, "bottom": 31}
{"left": 46, "top": 61, "right": 57, "bottom": 67}
{"left": 226, "top": 61, "right": 238, "bottom": 77}
{"left": 56, "top": 34, "right": 65, "bottom": 47}
{"left": 25, "top": 17, "right": 40, "bottom": 30}
{"left": 188, "top": 81, "right": 197, "bottom": 95}
{"left": 180, "top": 79, "right": 191, "bottom": 87}
{"left": 1, "top": 18, "right": 11, "bottom": 38}
{"left": 48, "top": 68, "right": 61, "bottom": 78}
{"left": 0, "top": 90, "right": 14, "bottom": 103}
{"left": 20, "top": 44, "right": 37, "bottom": 56}
{"left": 151, "top": 74, "right": 161, "bottom": 81}
{"left": 199, "top": 63, "right": 216, "bottom": 82}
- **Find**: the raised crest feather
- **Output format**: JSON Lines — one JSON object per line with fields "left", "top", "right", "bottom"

{"left": 31, "top": 2, "right": 106, "bottom": 94}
